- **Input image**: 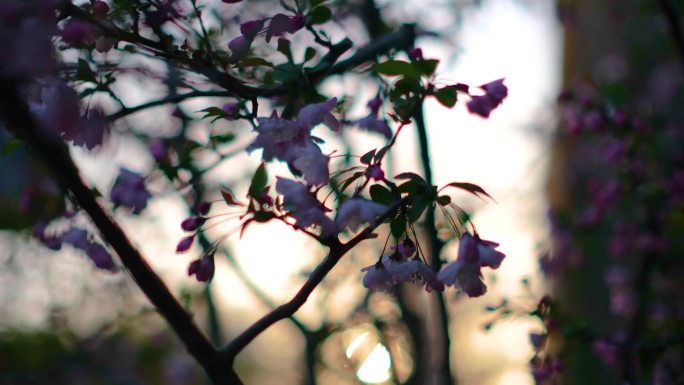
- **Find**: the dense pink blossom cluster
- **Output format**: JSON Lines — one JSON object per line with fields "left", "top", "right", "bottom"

{"left": 361, "top": 233, "right": 505, "bottom": 296}
{"left": 248, "top": 99, "right": 339, "bottom": 186}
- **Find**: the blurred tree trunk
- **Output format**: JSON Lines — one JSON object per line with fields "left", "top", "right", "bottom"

{"left": 550, "top": 1, "right": 632, "bottom": 384}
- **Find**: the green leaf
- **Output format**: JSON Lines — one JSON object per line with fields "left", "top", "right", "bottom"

{"left": 277, "top": 38, "right": 293, "bottom": 62}
{"left": 369, "top": 184, "right": 392, "bottom": 205}
{"left": 443, "top": 182, "right": 495, "bottom": 201}
{"left": 390, "top": 216, "right": 406, "bottom": 238}
{"left": 434, "top": 86, "right": 458, "bottom": 108}
{"left": 414, "top": 59, "right": 439, "bottom": 76}
{"left": 249, "top": 163, "right": 269, "bottom": 197}
{"left": 273, "top": 62, "right": 301, "bottom": 83}
{"left": 240, "top": 57, "right": 273, "bottom": 67}
{"left": 389, "top": 77, "right": 422, "bottom": 101}
{"left": 212, "top": 133, "right": 236, "bottom": 144}
{"left": 253, "top": 211, "right": 275, "bottom": 223}
{"left": 374, "top": 146, "right": 389, "bottom": 162}
{"left": 372, "top": 60, "right": 420, "bottom": 79}
{"left": 360, "top": 149, "right": 376, "bottom": 165}
{"left": 309, "top": 0, "right": 325, "bottom": 7}
{"left": 304, "top": 47, "right": 317, "bottom": 62}
{"left": 199, "top": 107, "right": 229, "bottom": 122}
{"left": 393, "top": 97, "right": 417, "bottom": 120}
{"left": 80, "top": 87, "right": 97, "bottom": 98}
{"left": 395, "top": 172, "right": 426, "bottom": 184}
{"left": 398, "top": 179, "right": 420, "bottom": 195}
{"left": 76, "top": 58, "right": 97, "bottom": 83}
{"left": 407, "top": 195, "right": 430, "bottom": 222}
{"left": 339, "top": 171, "right": 364, "bottom": 192}
{"left": 309, "top": 5, "right": 332, "bottom": 25}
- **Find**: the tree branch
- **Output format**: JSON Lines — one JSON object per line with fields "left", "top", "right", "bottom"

{"left": 107, "top": 90, "right": 234, "bottom": 121}
{"left": 217, "top": 198, "right": 409, "bottom": 362}
{"left": 0, "top": 77, "right": 243, "bottom": 385}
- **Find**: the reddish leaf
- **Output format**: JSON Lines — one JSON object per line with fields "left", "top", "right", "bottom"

{"left": 442, "top": 182, "right": 495, "bottom": 201}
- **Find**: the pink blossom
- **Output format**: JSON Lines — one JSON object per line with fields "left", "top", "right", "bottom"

{"left": 297, "top": 98, "right": 339, "bottom": 131}
{"left": 466, "top": 95, "right": 498, "bottom": 118}
{"left": 66, "top": 107, "right": 109, "bottom": 150}
{"left": 228, "top": 35, "right": 252, "bottom": 60}
{"left": 391, "top": 260, "right": 444, "bottom": 292}
{"left": 61, "top": 227, "right": 116, "bottom": 271}
{"left": 356, "top": 115, "right": 392, "bottom": 138}
{"left": 26, "top": 78, "right": 81, "bottom": 138}
{"left": 240, "top": 19, "right": 265, "bottom": 39}
{"left": 437, "top": 233, "right": 505, "bottom": 297}
{"left": 249, "top": 106, "right": 336, "bottom": 185}
{"left": 477, "top": 238, "right": 505, "bottom": 268}
{"left": 60, "top": 18, "right": 99, "bottom": 46}
{"left": 466, "top": 79, "right": 508, "bottom": 118}
{"left": 481, "top": 78, "right": 508, "bottom": 101}
{"left": 394, "top": 239, "right": 416, "bottom": 258}
{"left": 276, "top": 177, "right": 338, "bottom": 237}
{"left": 361, "top": 262, "right": 395, "bottom": 291}
{"left": 110, "top": 168, "right": 152, "bottom": 214}
{"left": 85, "top": 242, "right": 116, "bottom": 271}
{"left": 335, "top": 197, "right": 388, "bottom": 232}
{"left": 286, "top": 140, "right": 330, "bottom": 186}
{"left": 265, "top": 14, "right": 292, "bottom": 42}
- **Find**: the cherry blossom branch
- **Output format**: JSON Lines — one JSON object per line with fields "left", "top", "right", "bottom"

{"left": 106, "top": 90, "right": 234, "bottom": 121}
{"left": 64, "top": 2, "right": 414, "bottom": 101}
{"left": 217, "top": 197, "right": 409, "bottom": 362}
{"left": 0, "top": 77, "right": 242, "bottom": 385}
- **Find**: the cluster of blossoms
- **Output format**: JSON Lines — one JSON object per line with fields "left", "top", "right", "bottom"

{"left": 35, "top": 220, "right": 116, "bottom": 271}
{"left": 110, "top": 168, "right": 152, "bottom": 215}
{"left": 30, "top": 167, "right": 150, "bottom": 273}
{"left": 354, "top": 96, "right": 392, "bottom": 139}
{"left": 248, "top": 98, "right": 339, "bottom": 186}
{"left": 361, "top": 233, "right": 505, "bottom": 297}
{"left": 465, "top": 78, "right": 509, "bottom": 119}
{"left": 25, "top": 78, "right": 109, "bottom": 150}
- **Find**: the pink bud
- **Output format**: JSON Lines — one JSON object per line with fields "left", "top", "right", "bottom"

{"left": 188, "top": 256, "right": 215, "bottom": 282}
{"left": 176, "top": 236, "right": 194, "bottom": 253}
{"left": 408, "top": 47, "right": 423, "bottom": 61}
{"left": 197, "top": 201, "right": 211, "bottom": 215}
{"left": 181, "top": 217, "right": 205, "bottom": 232}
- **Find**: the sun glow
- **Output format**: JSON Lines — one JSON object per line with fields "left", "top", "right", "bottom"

{"left": 356, "top": 343, "right": 391, "bottom": 384}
